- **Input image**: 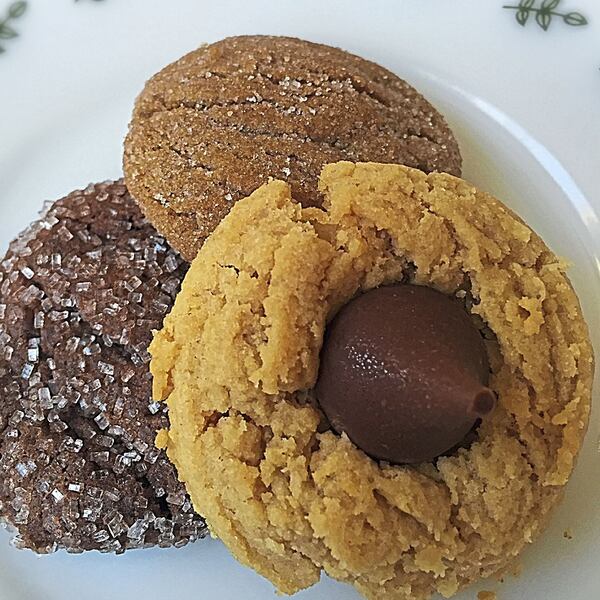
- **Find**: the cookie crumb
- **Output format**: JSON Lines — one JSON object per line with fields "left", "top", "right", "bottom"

{"left": 478, "top": 592, "right": 497, "bottom": 600}
{"left": 563, "top": 529, "right": 573, "bottom": 540}
{"left": 156, "top": 428, "right": 169, "bottom": 449}
{"left": 495, "top": 559, "right": 522, "bottom": 583}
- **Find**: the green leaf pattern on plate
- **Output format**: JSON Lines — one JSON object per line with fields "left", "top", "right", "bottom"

{"left": 536, "top": 9, "right": 553, "bottom": 29}
{"left": 0, "top": 0, "right": 591, "bottom": 58}
{"left": 563, "top": 11, "right": 588, "bottom": 25}
{"left": 0, "top": 0, "right": 106, "bottom": 57}
{"left": 541, "top": 0, "right": 561, "bottom": 10}
{"left": 7, "top": 0, "right": 25, "bottom": 18}
{"left": 503, "top": 0, "right": 589, "bottom": 30}
{"left": 0, "top": 1, "right": 26, "bottom": 53}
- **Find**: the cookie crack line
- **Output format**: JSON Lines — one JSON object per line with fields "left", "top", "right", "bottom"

{"left": 164, "top": 143, "right": 247, "bottom": 200}
{"left": 140, "top": 63, "right": 411, "bottom": 119}
{"left": 146, "top": 116, "right": 435, "bottom": 204}
{"left": 141, "top": 97, "right": 450, "bottom": 158}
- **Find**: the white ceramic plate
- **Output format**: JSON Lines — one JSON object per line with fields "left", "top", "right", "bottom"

{"left": 0, "top": 1, "right": 598, "bottom": 599}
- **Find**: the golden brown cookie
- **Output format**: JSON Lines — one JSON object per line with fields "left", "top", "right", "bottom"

{"left": 124, "top": 36, "right": 462, "bottom": 260}
{"left": 150, "top": 162, "right": 593, "bottom": 599}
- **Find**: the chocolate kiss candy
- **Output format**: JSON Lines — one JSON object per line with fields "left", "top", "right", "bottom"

{"left": 315, "top": 284, "right": 496, "bottom": 464}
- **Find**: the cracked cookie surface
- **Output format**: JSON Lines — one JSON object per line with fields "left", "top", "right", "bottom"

{"left": 151, "top": 162, "right": 593, "bottom": 599}
{"left": 124, "top": 35, "right": 462, "bottom": 260}
{"left": 0, "top": 181, "right": 207, "bottom": 553}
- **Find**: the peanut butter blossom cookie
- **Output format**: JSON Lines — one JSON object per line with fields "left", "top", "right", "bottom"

{"left": 0, "top": 181, "right": 207, "bottom": 553}
{"left": 124, "top": 35, "right": 462, "bottom": 260}
{"left": 151, "top": 163, "right": 593, "bottom": 599}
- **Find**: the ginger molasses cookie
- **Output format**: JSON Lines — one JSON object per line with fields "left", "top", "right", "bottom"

{"left": 0, "top": 181, "right": 207, "bottom": 553}
{"left": 124, "top": 35, "right": 462, "bottom": 260}
{"left": 150, "top": 163, "right": 593, "bottom": 599}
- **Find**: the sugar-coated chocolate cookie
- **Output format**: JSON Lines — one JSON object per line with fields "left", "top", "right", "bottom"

{"left": 0, "top": 181, "right": 207, "bottom": 553}
{"left": 150, "top": 163, "right": 593, "bottom": 599}
{"left": 124, "top": 35, "right": 462, "bottom": 260}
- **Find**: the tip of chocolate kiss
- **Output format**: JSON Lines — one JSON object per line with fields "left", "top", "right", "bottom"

{"left": 472, "top": 388, "right": 496, "bottom": 416}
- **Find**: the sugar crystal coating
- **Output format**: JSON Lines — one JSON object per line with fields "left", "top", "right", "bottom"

{"left": 0, "top": 180, "right": 207, "bottom": 553}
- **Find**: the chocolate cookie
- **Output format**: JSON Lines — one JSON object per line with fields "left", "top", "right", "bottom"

{"left": 0, "top": 181, "right": 207, "bottom": 553}
{"left": 124, "top": 35, "right": 462, "bottom": 260}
